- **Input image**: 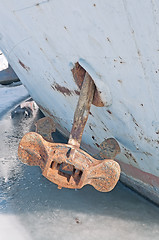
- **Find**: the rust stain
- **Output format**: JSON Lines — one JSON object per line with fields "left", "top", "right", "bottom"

{"left": 134, "top": 122, "right": 139, "bottom": 127}
{"left": 89, "top": 125, "right": 93, "bottom": 130}
{"left": 74, "top": 90, "right": 80, "bottom": 95}
{"left": 71, "top": 62, "right": 104, "bottom": 107}
{"left": 89, "top": 111, "right": 93, "bottom": 116}
{"left": 53, "top": 83, "right": 72, "bottom": 96}
{"left": 137, "top": 50, "right": 141, "bottom": 56}
{"left": 71, "top": 62, "right": 85, "bottom": 89}
{"left": 107, "top": 37, "right": 111, "bottom": 43}
{"left": 144, "top": 137, "right": 151, "bottom": 143}
{"left": 95, "top": 143, "right": 100, "bottom": 148}
{"left": 143, "top": 152, "right": 152, "bottom": 157}
{"left": 107, "top": 110, "right": 112, "bottom": 114}
{"left": 118, "top": 80, "right": 122, "bottom": 84}
{"left": 124, "top": 151, "right": 137, "bottom": 164}
{"left": 130, "top": 113, "right": 139, "bottom": 127}
{"left": 19, "top": 60, "right": 30, "bottom": 71}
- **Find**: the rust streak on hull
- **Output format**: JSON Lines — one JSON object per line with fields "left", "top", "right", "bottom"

{"left": 19, "top": 60, "right": 30, "bottom": 71}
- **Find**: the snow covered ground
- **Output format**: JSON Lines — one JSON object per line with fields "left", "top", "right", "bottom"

{"left": 0, "top": 84, "right": 159, "bottom": 240}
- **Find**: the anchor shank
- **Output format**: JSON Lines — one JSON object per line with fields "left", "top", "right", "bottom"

{"left": 68, "top": 72, "right": 95, "bottom": 147}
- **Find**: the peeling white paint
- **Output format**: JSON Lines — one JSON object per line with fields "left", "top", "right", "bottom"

{"left": 0, "top": 0, "right": 159, "bottom": 200}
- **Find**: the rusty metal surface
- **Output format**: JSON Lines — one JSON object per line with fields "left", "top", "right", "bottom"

{"left": 95, "top": 138, "right": 121, "bottom": 160}
{"left": 71, "top": 62, "right": 104, "bottom": 107}
{"left": 18, "top": 132, "right": 120, "bottom": 192}
{"left": 68, "top": 72, "right": 95, "bottom": 147}
{"left": 18, "top": 71, "right": 121, "bottom": 192}
{"left": 35, "top": 116, "right": 56, "bottom": 142}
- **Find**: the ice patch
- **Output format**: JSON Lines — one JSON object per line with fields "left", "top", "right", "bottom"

{"left": 0, "top": 85, "right": 29, "bottom": 118}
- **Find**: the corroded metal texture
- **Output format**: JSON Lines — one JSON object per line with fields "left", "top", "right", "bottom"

{"left": 95, "top": 138, "right": 121, "bottom": 160}
{"left": 35, "top": 116, "right": 56, "bottom": 142}
{"left": 71, "top": 62, "right": 105, "bottom": 107}
{"left": 18, "top": 132, "right": 120, "bottom": 192}
{"left": 68, "top": 72, "right": 95, "bottom": 147}
{"left": 18, "top": 71, "right": 121, "bottom": 192}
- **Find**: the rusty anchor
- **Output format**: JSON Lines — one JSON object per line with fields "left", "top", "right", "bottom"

{"left": 18, "top": 72, "right": 121, "bottom": 192}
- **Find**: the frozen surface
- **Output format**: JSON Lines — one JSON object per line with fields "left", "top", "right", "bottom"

{"left": 0, "top": 87, "right": 159, "bottom": 240}
{"left": 0, "top": 50, "right": 8, "bottom": 71}
{"left": 0, "top": 84, "right": 29, "bottom": 117}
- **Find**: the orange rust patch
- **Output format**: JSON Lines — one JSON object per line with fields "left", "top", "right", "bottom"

{"left": 71, "top": 62, "right": 85, "bottom": 89}
{"left": 71, "top": 62, "right": 104, "bottom": 107}
{"left": 53, "top": 83, "right": 72, "bottom": 96}
{"left": 18, "top": 132, "right": 120, "bottom": 192}
{"left": 19, "top": 60, "right": 30, "bottom": 71}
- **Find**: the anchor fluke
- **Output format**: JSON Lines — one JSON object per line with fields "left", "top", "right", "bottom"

{"left": 18, "top": 132, "right": 120, "bottom": 192}
{"left": 18, "top": 71, "right": 121, "bottom": 192}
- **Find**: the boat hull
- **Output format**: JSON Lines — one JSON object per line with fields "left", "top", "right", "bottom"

{"left": 0, "top": 0, "right": 159, "bottom": 203}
